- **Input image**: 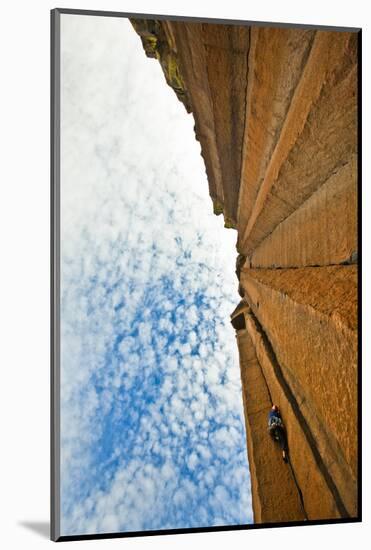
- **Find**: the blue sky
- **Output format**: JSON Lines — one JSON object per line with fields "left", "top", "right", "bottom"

{"left": 60, "top": 14, "right": 252, "bottom": 535}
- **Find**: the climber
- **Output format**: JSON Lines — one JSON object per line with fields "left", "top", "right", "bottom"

{"left": 268, "top": 404, "right": 288, "bottom": 463}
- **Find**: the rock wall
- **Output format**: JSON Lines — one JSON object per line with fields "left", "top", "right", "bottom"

{"left": 131, "top": 19, "right": 359, "bottom": 523}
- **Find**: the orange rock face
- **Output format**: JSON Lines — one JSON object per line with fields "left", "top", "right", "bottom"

{"left": 131, "top": 19, "right": 359, "bottom": 523}
{"left": 236, "top": 325, "right": 306, "bottom": 523}
{"left": 251, "top": 156, "right": 357, "bottom": 268}
{"left": 241, "top": 267, "right": 358, "bottom": 517}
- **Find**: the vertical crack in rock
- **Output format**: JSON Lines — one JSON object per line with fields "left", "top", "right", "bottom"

{"left": 130, "top": 19, "right": 358, "bottom": 523}
{"left": 246, "top": 307, "right": 350, "bottom": 518}
{"left": 232, "top": 309, "right": 307, "bottom": 523}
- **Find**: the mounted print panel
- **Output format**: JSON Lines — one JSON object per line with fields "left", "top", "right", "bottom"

{"left": 51, "top": 8, "right": 360, "bottom": 541}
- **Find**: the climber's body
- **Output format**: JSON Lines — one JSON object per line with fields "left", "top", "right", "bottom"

{"left": 268, "top": 405, "right": 288, "bottom": 463}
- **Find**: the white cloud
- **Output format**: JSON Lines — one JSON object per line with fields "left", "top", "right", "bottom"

{"left": 59, "top": 14, "right": 252, "bottom": 536}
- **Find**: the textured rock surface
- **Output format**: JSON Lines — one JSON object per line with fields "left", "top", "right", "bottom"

{"left": 251, "top": 155, "right": 358, "bottom": 268}
{"left": 238, "top": 31, "right": 357, "bottom": 256}
{"left": 237, "top": 27, "right": 315, "bottom": 236}
{"left": 244, "top": 310, "right": 347, "bottom": 519}
{"left": 131, "top": 20, "right": 250, "bottom": 227}
{"left": 241, "top": 268, "right": 358, "bottom": 516}
{"left": 130, "top": 19, "right": 192, "bottom": 111}
{"left": 131, "top": 20, "right": 359, "bottom": 523}
{"left": 162, "top": 22, "right": 225, "bottom": 210}
{"left": 235, "top": 324, "right": 306, "bottom": 522}
{"left": 241, "top": 266, "right": 357, "bottom": 475}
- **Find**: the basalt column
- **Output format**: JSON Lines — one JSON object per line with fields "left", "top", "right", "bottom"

{"left": 131, "top": 20, "right": 359, "bottom": 523}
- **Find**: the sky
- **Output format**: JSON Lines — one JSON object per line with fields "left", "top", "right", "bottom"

{"left": 60, "top": 14, "right": 252, "bottom": 536}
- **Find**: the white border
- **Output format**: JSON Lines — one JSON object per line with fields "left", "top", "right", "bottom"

{"left": 0, "top": 1, "right": 369, "bottom": 548}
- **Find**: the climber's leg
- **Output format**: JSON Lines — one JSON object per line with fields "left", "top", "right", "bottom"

{"left": 276, "top": 427, "right": 288, "bottom": 462}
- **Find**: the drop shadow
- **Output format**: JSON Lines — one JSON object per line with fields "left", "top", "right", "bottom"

{"left": 18, "top": 521, "right": 49, "bottom": 539}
